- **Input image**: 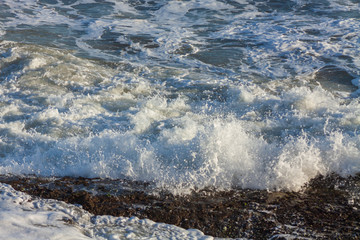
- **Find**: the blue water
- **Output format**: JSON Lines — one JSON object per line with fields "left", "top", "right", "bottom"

{"left": 0, "top": 0, "right": 360, "bottom": 193}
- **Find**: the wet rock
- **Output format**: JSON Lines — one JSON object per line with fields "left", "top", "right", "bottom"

{"left": 0, "top": 174, "right": 360, "bottom": 239}
{"left": 314, "top": 65, "right": 357, "bottom": 92}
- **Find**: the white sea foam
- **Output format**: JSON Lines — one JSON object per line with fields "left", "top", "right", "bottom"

{"left": 0, "top": 39, "right": 360, "bottom": 193}
{"left": 0, "top": 0, "right": 360, "bottom": 194}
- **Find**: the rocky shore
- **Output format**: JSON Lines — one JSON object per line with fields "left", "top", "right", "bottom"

{"left": 1, "top": 174, "right": 359, "bottom": 239}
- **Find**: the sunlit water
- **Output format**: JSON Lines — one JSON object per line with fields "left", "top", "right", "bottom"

{"left": 1, "top": 0, "right": 360, "bottom": 239}
{"left": 1, "top": 0, "right": 360, "bottom": 195}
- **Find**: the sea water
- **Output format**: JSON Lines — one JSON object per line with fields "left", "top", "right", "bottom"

{"left": 0, "top": 0, "right": 360, "bottom": 238}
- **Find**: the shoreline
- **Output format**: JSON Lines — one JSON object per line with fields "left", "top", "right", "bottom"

{"left": 0, "top": 174, "right": 359, "bottom": 239}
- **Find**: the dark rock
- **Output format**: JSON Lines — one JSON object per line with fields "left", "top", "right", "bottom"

{"left": 0, "top": 174, "right": 359, "bottom": 239}
{"left": 314, "top": 65, "right": 357, "bottom": 92}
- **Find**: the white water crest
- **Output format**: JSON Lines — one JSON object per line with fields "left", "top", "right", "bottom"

{"left": 0, "top": 0, "right": 360, "bottom": 193}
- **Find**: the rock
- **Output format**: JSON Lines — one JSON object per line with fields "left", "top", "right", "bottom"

{"left": 314, "top": 65, "right": 357, "bottom": 92}
{"left": 0, "top": 174, "right": 360, "bottom": 239}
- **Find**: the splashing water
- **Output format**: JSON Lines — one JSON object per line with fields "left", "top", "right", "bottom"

{"left": 0, "top": 0, "right": 360, "bottom": 194}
